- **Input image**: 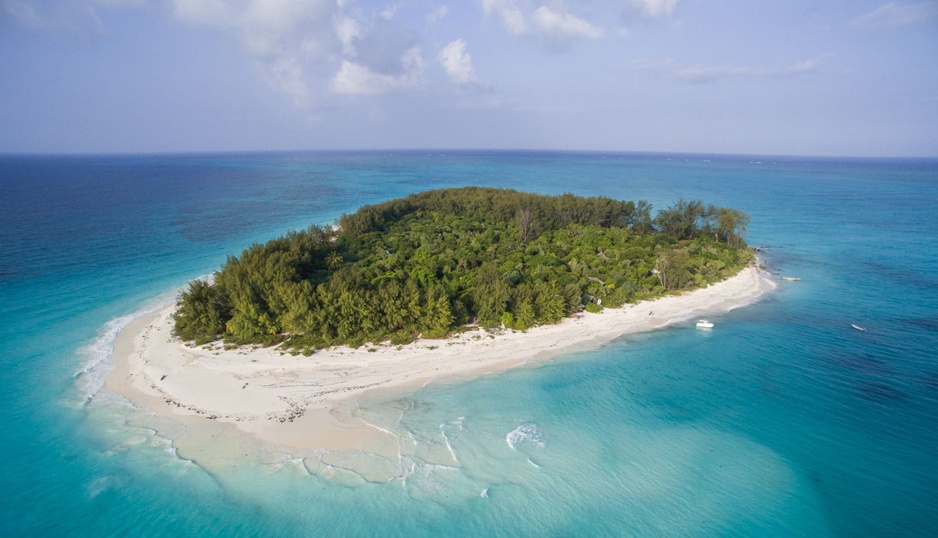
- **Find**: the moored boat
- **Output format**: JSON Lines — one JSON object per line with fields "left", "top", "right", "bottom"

{"left": 696, "top": 319, "right": 714, "bottom": 329}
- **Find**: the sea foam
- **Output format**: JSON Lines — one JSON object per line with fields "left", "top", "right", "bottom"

{"left": 73, "top": 281, "right": 203, "bottom": 404}
{"left": 506, "top": 423, "right": 545, "bottom": 451}
{"left": 73, "top": 311, "right": 140, "bottom": 404}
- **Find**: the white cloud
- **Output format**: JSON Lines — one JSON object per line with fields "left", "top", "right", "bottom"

{"left": 428, "top": 4, "right": 448, "bottom": 23}
{"left": 173, "top": 0, "right": 431, "bottom": 103}
{"left": 676, "top": 57, "right": 824, "bottom": 83}
{"left": 850, "top": 1, "right": 938, "bottom": 29}
{"left": 332, "top": 61, "right": 394, "bottom": 95}
{"left": 171, "top": 0, "right": 228, "bottom": 26}
{"left": 380, "top": 3, "right": 400, "bottom": 20}
{"left": 92, "top": 0, "right": 146, "bottom": 7}
{"left": 532, "top": 5, "right": 603, "bottom": 45}
{"left": 333, "top": 46, "right": 424, "bottom": 95}
{"left": 481, "top": 1, "right": 605, "bottom": 48}
{"left": 629, "top": 58, "right": 675, "bottom": 70}
{"left": 630, "top": 0, "right": 680, "bottom": 18}
{"left": 170, "top": 0, "right": 336, "bottom": 107}
{"left": 439, "top": 39, "right": 478, "bottom": 86}
{"left": 351, "top": 16, "right": 420, "bottom": 78}
{"left": 482, "top": 0, "right": 528, "bottom": 34}
{"left": 619, "top": 0, "right": 681, "bottom": 33}
{"left": 334, "top": 15, "right": 362, "bottom": 54}
{"left": 263, "top": 56, "right": 312, "bottom": 107}
{"left": 241, "top": 0, "right": 332, "bottom": 55}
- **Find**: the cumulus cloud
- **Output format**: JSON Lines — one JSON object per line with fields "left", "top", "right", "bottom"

{"left": 332, "top": 61, "right": 393, "bottom": 95}
{"left": 676, "top": 57, "right": 824, "bottom": 83}
{"left": 617, "top": 0, "right": 682, "bottom": 34}
{"left": 438, "top": 39, "right": 501, "bottom": 107}
{"left": 630, "top": 0, "right": 680, "bottom": 18}
{"left": 333, "top": 46, "right": 424, "bottom": 95}
{"left": 533, "top": 6, "right": 603, "bottom": 46}
{"left": 481, "top": 1, "right": 605, "bottom": 49}
{"left": 380, "top": 3, "right": 400, "bottom": 21}
{"left": 439, "top": 39, "right": 478, "bottom": 86}
{"left": 850, "top": 1, "right": 938, "bottom": 29}
{"left": 263, "top": 56, "right": 312, "bottom": 106}
{"left": 93, "top": 0, "right": 146, "bottom": 6}
{"left": 352, "top": 17, "right": 418, "bottom": 76}
{"left": 428, "top": 4, "right": 449, "bottom": 23}
{"left": 334, "top": 15, "right": 362, "bottom": 55}
{"left": 482, "top": 0, "right": 528, "bottom": 34}
{"left": 171, "top": 0, "right": 229, "bottom": 26}
{"left": 170, "top": 0, "right": 335, "bottom": 107}
{"left": 169, "top": 0, "right": 435, "bottom": 103}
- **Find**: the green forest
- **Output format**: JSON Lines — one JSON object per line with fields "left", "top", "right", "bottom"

{"left": 173, "top": 187, "right": 753, "bottom": 351}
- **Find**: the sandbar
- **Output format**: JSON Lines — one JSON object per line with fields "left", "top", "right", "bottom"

{"left": 107, "top": 267, "right": 775, "bottom": 459}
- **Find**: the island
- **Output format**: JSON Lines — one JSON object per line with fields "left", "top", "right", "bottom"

{"left": 173, "top": 187, "right": 754, "bottom": 348}
{"left": 107, "top": 188, "right": 774, "bottom": 471}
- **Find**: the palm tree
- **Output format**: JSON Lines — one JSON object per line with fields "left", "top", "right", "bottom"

{"left": 326, "top": 251, "right": 343, "bottom": 271}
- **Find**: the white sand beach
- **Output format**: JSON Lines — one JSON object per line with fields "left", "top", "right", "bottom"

{"left": 107, "top": 267, "right": 775, "bottom": 458}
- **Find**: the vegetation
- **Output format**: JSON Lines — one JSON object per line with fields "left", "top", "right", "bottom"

{"left": 173, "top": 187, "right": 752, "bottom": 348}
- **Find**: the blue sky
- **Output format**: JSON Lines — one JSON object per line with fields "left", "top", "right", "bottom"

{"left": 2, "top": 0, "right": 937, "bottom": 156}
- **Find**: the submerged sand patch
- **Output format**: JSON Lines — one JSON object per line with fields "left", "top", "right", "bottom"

{"left": 106, "top": 267, "right": 775, "bottom": 463}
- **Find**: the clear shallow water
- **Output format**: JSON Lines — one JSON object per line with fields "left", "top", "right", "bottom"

{"left": 1, "top": 152, "right": 936, "bottom": 536}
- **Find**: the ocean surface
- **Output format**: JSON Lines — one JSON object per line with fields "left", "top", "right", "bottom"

{"left": 1, "top": 151, "right": 936, "bottom": 536}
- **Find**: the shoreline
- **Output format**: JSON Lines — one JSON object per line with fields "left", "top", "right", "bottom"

{"left": 105, "top": 267, "right": 776, "bottom": 463}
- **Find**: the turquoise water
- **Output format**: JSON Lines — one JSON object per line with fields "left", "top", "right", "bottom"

{"left": 1, "top": 152, "right": 936, "bottom": 536}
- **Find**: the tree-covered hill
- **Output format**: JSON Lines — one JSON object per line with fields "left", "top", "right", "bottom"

{"left": 174, "top": 187, "right": 752, "bottom": 350}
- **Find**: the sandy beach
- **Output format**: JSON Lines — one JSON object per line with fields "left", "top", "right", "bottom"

{"left": 107, "top": 267, "right": 775, "bottom": 459}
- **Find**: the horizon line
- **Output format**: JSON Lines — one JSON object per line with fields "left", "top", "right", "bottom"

{"left": 1, "top": 147, "right": 937, "bottom": 162}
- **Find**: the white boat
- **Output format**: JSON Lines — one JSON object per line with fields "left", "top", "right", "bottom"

{"left": 852, "top": 324, "right": 866, "bottom": 332}
{"left": 781, "top": 276, "right": 801, "bottom": 281}
{"left": 696, "top": 319, "right": 714, "bottom": 329}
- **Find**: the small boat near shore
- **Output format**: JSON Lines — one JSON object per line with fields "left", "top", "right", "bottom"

{"left": 781, "top": 276, "right": 801, "bottom": 281}
{"left": 852, "top": 324, "right": 866, "bottom": 332}
{"left": 696, "top": 319, "right": 714, "bottom": 329}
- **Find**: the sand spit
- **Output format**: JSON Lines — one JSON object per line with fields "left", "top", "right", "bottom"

{"left": 107, "top": 267, "right": 775, "bottom": 457}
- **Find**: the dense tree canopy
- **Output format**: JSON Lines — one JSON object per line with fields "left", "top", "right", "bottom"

{"left": 174, "top": 188, "right": 753, "bottom": 350}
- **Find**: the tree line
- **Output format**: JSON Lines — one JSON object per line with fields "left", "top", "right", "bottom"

{"left": 174, "top": 187, "right": 752, "bottom": 351}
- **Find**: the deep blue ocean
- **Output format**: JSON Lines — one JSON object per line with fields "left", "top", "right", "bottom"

{"left": 1, "top": 151, "right": 936, "bottom": 536}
